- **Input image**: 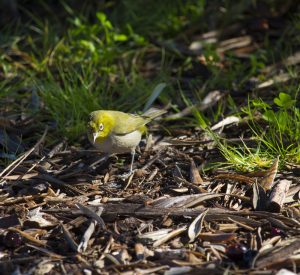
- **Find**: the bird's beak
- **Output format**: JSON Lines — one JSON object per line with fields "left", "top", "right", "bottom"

{"left": 93, "top": 133, "right": 98, "bottom": 143}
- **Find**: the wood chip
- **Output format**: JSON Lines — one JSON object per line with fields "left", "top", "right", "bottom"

{"left": 268, "top": 179, "right": 291, "bottom": 212}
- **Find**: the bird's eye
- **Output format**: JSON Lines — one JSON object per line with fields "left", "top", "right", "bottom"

{"left": 99, "top": 123, "right": 104, "bottom": 131}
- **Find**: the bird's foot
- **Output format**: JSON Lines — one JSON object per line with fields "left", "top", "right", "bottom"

{"left": 117, "top": 170, "right": 135, "bottom": 180}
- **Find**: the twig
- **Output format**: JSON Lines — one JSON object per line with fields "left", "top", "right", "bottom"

{"left": 0, "top": 127, "right": 48, "bottom": 180}
{"left": 76, "top": 203, "right": 106, "bottom": 229}
{"left": 60, "top": 223, "right": 78, "bottom": 252}
{"left": 36, "top": 173, "right": 85, "bottom": 195}
{"left": 7, "top": 227, "right": 46, "bottom": 247}
{"left": 78, "top": 207, "right": 104, "bottom": 253}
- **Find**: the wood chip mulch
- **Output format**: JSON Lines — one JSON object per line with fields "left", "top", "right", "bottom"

{"left": 0, "top": 126, "right": 299, "bottom": 275}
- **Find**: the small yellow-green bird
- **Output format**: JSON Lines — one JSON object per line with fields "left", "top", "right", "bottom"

{"left": 87, "top": 109, "right": 166, "bottom": 174}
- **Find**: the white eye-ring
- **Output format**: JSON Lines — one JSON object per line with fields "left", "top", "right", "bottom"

{"left": 99, "top": 123, "right": 104, "bottom": 131}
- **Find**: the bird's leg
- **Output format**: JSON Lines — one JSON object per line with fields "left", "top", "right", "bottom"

{"left": 129, "top": 149, "right": 135, "bottom": 174}
{"left": 117, "top": 149, "right": 136, "bottom": 180}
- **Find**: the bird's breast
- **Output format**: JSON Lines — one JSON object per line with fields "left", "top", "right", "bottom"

{"left": 93, "top": 130, "right": 142, "bottom": 154}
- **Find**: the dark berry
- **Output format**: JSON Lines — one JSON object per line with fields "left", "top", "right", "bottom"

{"left": 226, "top": 244, "right": 247, "bottom": 262}
{"left": 242, "top": 249, "right": 258, "bottom": 267}
{"left": 271, "top": 227, "right": 284, "bottom": 237}
{"left": 4, "top": 231, "right": 22, "bottom": 248}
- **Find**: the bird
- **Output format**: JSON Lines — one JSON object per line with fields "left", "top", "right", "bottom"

{"left": 87, "top": 109, "right": 166, "bottom": 175}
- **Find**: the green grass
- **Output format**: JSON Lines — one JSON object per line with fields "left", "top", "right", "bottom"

{"left": 35, "top": 64, "right": 170, "bottom": 141}
{"left": 216, "top": 137, "right": 274, "bottom": 172}
{"left": 243, "top": 92, "right": 300, "bottom": 164}
{"left": 198, "top": 89, "right": 300, "bottom": 171}
{"left": 0, "top": 3, "right": 174, "bottom": 142}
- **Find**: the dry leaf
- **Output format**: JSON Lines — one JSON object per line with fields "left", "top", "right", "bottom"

{"left": 188, "top": 209, "right": 208, "bottom": 242}
{"left": 138, "top": 229, "right": 172, "bottom": 241}
{"left": 255, "top": 239, "right": 300, "bottom": 268}
{"left": 153, "top": 226, "right": 187, "bottom": 247}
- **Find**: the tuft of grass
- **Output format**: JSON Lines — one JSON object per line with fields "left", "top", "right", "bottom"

{"left": 212, "top": 133, "right": 274, "bottom": 172}
{"left": 35, "top": 64, "right": 169, "bottom": 141}
{"left": 242, "top": 91, "right": 300, "bottom": 163}
{"left": 204, "top": 90, "right": 300, "bottom": 171}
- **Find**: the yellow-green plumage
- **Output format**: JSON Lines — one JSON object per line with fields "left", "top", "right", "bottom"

{"left": 87, "top": 109, "right": 165, "bottom": 173}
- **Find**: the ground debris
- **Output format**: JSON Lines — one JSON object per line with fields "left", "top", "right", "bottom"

{"left": 1, "top": 7, "right": 300, "bottom": 273}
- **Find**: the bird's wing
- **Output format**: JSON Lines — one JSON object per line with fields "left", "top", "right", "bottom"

{"left": 112, "top": 112, "right": 148, "bottom": 135}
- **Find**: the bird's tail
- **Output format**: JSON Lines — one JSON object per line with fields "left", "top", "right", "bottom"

{"left": 142, "top": 108, "right": 167, "bottom": 120}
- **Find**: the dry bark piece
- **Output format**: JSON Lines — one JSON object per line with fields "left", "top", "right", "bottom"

{"left": 217, "top": 223, "right": 239, "bottom": 232}
{"left": 189, "top": 159, "right": 203, "bottom": 184}
{"left": 151, "top": 193, "right": 224, "bottom": 208}
{"left": 171, "top": 187, "right": 189, "bottom": 193}
{"left": 268, "top": 179, "right": 291, "bottom": 212}
{"left": 214, "top": 173, "right": 255, "bottom": 185}
{"left": 276, "top": 269, "right": 298, "bottom": 275}
{"left": 260, "top": 156, "right": 279, "bottom": 191}
{"left": 255, "top": 239, "right": 300, "bottom": 268}
{"left": 36, "top": 173, "right": 85, "bottom": 195}
{"left": 285, "top": 184, "right": 300, "bottom": 203}
{"left": 197, "top": 232, "right": 236, "bottom": 243}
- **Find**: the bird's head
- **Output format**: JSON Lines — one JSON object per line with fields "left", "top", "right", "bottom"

{"left": 87, "top": 111, "right": 115, "bottom": 143}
